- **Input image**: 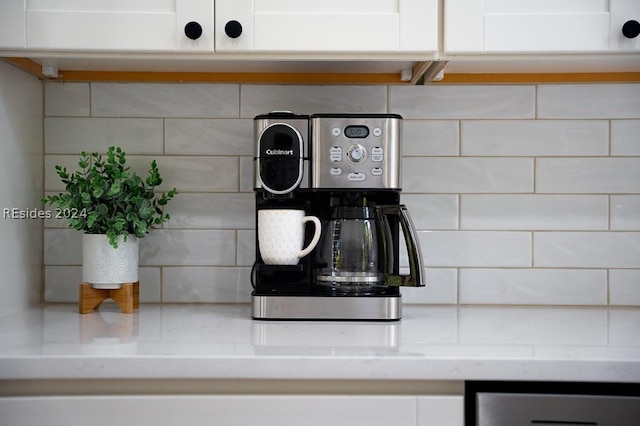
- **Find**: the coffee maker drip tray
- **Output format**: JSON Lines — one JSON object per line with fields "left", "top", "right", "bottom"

{"left": 251, "top": 294, "right": 401, "bottom": 321}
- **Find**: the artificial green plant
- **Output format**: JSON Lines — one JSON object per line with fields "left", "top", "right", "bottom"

{"left": 42, "top": 146, "right": 177, "bottom": 248}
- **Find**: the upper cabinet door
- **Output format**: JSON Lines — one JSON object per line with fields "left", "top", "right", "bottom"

{"left": 215, "top": 0, "right": 439, "bottom": 53}
{"left": 0, "top": 0, "right": 26, "bottom": 48}
{"left": 445, "top": 0, "right": 640, "bottom": 54}
{"left": 25, "top": 0, "right": 213, "bottom": 52}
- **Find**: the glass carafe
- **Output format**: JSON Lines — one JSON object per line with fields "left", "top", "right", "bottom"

{"left": 315, "top": 204, "right": 423, "bottom": 295}
{"left": 315, "top": 206, "right": 392, "bottom": 295}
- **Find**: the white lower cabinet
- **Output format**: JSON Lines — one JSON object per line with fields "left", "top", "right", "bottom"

{"left": 418, "top": 396, "right": 465, "bottom": 426}
{"left": 0, "top": 395, "right": 463, "bottom": 426}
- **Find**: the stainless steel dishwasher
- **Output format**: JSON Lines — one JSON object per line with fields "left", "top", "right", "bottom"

{"left": 466, "top": 381, "right": 640, "bottom": 426}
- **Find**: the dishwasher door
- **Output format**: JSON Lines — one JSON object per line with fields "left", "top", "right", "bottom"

{"left": 477, "top": 392, "right": 640, "bottom": 426}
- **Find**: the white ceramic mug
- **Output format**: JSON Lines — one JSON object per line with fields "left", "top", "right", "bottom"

{"left": 258, "top": 209, "right": 322, "bottom": 265}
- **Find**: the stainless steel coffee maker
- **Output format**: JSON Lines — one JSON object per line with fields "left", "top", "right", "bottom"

{"left": 252, "top": 112, "right": 424, "bottom": 320}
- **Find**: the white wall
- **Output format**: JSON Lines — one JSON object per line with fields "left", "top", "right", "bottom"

{"left": 0, "top": 60, "right": 43, "bottom": 318}
{"left": 42, "top": 82, "right": 640, "bottom": 307}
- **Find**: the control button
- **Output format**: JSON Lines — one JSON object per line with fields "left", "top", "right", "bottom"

{"left": 373, "top": 127, "right": 382, "bottom": 137}
{"left": 371, "top": 154, "right": 383, "bottom": 162}
{"left": 371, "top": 167, "right": 383, "bottom": 176}
{"left": 347, "top": 144, "right": 367, "bottom": 163}
{"left": 329, "top": 167, "right": 342, "bottom": 176}
{"left": 350, "top": 147, "right": 364, "bottom": 161}
{"left": 331, "top": 127, "right": 341, "bottom": 137}
{"left": 330, "top": 146, "right": 343, "bottom": 162}
{"left": 347, "top": 172, "right": 366, "bottom": 182}
{"left": 372, "top": 147, "right": 384, "bottom": 155}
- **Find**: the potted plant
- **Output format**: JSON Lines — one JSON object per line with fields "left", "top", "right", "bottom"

{"left": 42, "top": 146, "right": 177, "bottom": 289}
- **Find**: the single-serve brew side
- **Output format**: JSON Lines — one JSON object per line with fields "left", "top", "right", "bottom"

{"left": 252, "top": 113, "right": 424, "bottom": 320}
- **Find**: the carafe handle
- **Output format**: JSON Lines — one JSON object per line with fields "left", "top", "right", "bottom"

{"left": 377, "top": 205, "right": 424, "bottom": 287}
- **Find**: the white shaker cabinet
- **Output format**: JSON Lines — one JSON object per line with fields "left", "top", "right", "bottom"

{"left": 0, "top": 0, "right": 26, "bottom": 48}
{"left": 0, "top": 395, "right": 463, "bottom": 426}
{"left": 215, "top": 0, "right": 439, "bottom": 53}
{"left": 445, "top": 0, "right": 640, "bottom": 54}
{"left": 418, "top": 396, "right": 465, "bottom": 426}
{"left": 25, "top": 0, "right": 213, "bottom": 52}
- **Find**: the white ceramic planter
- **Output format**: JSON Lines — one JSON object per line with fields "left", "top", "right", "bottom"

{"left": 82, "top": 234, "right": 139, "bottom": 289}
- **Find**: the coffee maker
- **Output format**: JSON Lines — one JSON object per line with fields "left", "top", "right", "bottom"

{"left": 252, "top": 112, "right": 424, "bottom": 320}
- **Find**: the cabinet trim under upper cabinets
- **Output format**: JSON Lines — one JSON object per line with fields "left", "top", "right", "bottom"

{"left": 1, "top": 57, "right": 447, "bottom": 85}
{"left": 3, "top": 57, "right": 639, "bottom": 85}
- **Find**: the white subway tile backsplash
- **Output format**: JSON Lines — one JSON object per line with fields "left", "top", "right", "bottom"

{"left": 612, "top": 120, "right": 640, "bottom": 156}
{"left": 137, "top": 267, "right": 162, "bottom": 302}
{"left": 45, "top": 83, "right": 90, "bottom": 116}
{"left": 534, "top": 232, "right": 640, "bottom": 268}
{"left": 461, "top": 195, "right": 608, "bottom": 230}
{"left": 538, "top": 84, "right": 640, "bottom": 119}
{"left": 44, "top": 266, "right": 81, "bottom": 302}
{"left": 92, "top": 83, "right": 239, "bottom": 118}
{"left": 536, "top": 158, "right": 640, "bottom": 194}
{"left": 608, "top": 310, "right": 640, "bottom": 346}
{"left": 403, "top": 120, "right": 459, "bottom": 156}
{"left": 401, "top": 194, "right": 458, "bottom": 230}
{"left": 165, "top": 119, "right": 253, "bottom": 155}
{"left": 610, "top": 270, "right": 640, "bottom": 306}
{"left": 164, "top": 193, "right": 254, "bottom": 229}
{"left": 420, "top": 231, "right": 532, "bottom": 267}
{"left": 44, "top": 155, "right": 85, "bottom": 191}
{"left": 129, "top": 156, "right": 239, "bottom": 192}
{"left": 239, "top": 156, "right": 255, "bottom": 193}
{"left": 401, "top": 268, "right": 457, "bottom": 304}
{"left": 459, "top": 269, "right": 607, "bottom": 305}
{"left": 44, "top": 229, "right": 82, "bottom": 265}
{"left": 44, "top": 227, "right": 239, "bottom": 268}
{"left": 403, "top": 158, "right": 533, "bottom": 193}
{"left": 41, "top": 81, "right": 640, "bottom": 306}
{"left": 139, "top": 230, "right": 236, "bottom": 266}
{"left": 162, "top": 267, "right": 251, "bottom": 303}
{"left": 611, "top": 196, "right": 640, "bottom": 231}
{"left": 240, "top": 85, "right": 386, "bottom": 117}
{"left": 389, "top": 85, "right": 535, "bottom": 119}
{"left": 461, "top": 120, "right": 609, "bottom": 156}
{"left": 236, "top": 230, "right": 255, "bottom": 267}
{"left": 45, "top": 117, "right": 164, "bottom": 154}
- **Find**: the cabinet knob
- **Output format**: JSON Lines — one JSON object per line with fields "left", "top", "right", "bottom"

{"left": 622, "top": 20, "right": 640, "bottom": 39}
{"left": 225, "top": 20, "right": 243, "bottom": 39}
{"left": 184, "top": 21, "right": 203, "bottom": 40}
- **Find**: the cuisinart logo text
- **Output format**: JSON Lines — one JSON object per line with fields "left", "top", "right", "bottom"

{"left": 265, "top": 149, "right": 295, "bottom": 156}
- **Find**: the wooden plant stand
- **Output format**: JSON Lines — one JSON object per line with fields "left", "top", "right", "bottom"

{"left": 79, "top": 281, "right": 139, "bottom": 314}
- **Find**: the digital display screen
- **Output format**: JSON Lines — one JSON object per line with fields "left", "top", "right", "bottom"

{"left": 344, "top": 125, "right": 369, "bottom": 138}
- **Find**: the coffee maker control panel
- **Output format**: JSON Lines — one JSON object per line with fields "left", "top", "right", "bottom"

{"left": 311, "top": 114, "right": 402, "bottom": 190}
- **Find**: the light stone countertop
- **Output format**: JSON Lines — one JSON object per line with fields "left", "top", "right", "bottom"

{"left": 0, "top": 304, "right": 638, "bottom": 383}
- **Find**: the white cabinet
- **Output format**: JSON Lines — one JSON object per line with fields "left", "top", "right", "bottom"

{"left": 445, "top": 0, "right": 640, "bottom": 54}
{"left": 0, "top": 395, "right": 463, "bottom": 426}
{"left": 0, "top": 0, "right": 26, "bottom": 49}
{"left": 418, "top": 396, "right": 465, "bottom": 426}
{"left": 25, "top": 0, "right": 213, "bottom": 52}
{"left": 215, "top": 0, "right": 439, "bottom": 53}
